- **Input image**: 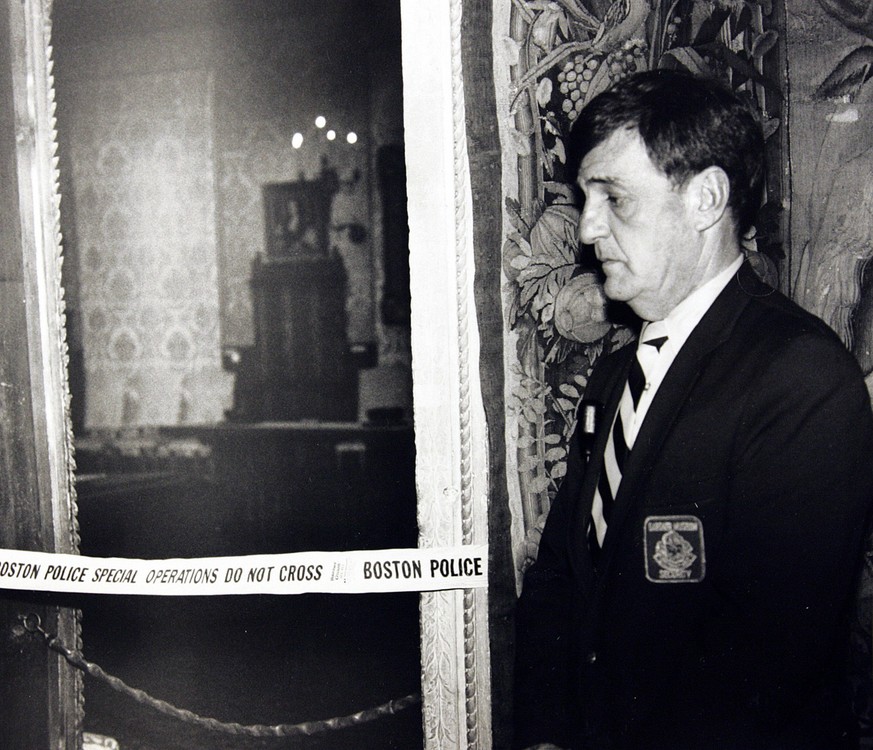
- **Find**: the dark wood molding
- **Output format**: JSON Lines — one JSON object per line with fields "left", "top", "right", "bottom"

{"left": 460, "top": 2, "right": 514, "bottom": 747}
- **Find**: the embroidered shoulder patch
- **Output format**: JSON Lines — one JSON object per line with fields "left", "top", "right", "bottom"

{"left": 644, "top": 515, "right": 705, "bottom": 583}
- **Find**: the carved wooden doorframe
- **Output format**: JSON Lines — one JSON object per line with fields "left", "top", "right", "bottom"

{"left": 0, "top": 0, "right": 80, "bottom": 747}
{"left": 402, "top": 2, "right": 493, "bottom": 747}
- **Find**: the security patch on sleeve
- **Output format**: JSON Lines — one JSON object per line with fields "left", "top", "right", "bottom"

{"left": 644, "top": 515, "right": 705, "bottom": 583}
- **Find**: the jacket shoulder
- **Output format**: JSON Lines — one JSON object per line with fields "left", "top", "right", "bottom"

{"left": 739, "top": 286, "right": 860, "bottom": 371}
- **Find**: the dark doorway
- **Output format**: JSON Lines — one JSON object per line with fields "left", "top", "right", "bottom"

{"left": 51, "top": 2, "right": 420, "bottom": 747}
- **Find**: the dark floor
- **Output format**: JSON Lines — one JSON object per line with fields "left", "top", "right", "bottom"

{"left": 80, "top": 592, "right": 422, "bottom": 750}
{"left": 75, "top": 434, "right": 423, "bottom": 750}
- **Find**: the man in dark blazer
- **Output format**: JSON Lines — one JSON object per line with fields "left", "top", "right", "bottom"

{"left": 513, "top": 70, "right": 873, "bottom": 749}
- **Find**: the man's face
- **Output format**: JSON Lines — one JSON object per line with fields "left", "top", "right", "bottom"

{"left": 576, "top": 127, "right": 704, "bottom": 321}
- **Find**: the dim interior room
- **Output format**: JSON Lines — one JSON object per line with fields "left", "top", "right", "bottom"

{"left": 49, "top": 1, "right": 423, "bottom": 748}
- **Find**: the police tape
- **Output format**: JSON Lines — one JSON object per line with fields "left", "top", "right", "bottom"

{"left": 0, "top": 545, "right": 487, "bottom": 596}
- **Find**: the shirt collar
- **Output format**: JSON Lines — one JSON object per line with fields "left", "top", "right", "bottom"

{"left": 640, "top": 254, "right": 743, "bottom": 354}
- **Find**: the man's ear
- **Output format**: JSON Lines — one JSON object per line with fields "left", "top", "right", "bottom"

{"left": 685, "top": 166, "right": 730, "bottom": 232}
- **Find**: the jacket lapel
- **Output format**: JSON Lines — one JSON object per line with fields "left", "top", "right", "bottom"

{"left": 568, "top": 343, "right": 634, "bottom": 590}
{"left": 596, "top": 265, "right": 758, "bottom": 568}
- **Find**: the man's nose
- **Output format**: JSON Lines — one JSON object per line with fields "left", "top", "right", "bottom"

{"left": 578, "top": 199, "right": 608, "bottom": 246}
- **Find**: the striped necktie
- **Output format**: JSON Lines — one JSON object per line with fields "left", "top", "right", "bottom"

{"left": 590, "top": 325, "right": 668, "bottom": 551}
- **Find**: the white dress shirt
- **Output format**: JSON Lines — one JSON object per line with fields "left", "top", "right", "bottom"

{"left": 622, "top": 254, "right": 744, "bottom": 448}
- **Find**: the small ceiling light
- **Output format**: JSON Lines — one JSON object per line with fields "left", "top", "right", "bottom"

{"left": 326, "top": 129, "right": 336, "bottom": 141}
{"left": 292, "top": 132, "right": 304, "bottom": 149}
{"left": 315, "top": 116, "right": 326, "bottom": 128}
{"left": 346, "top": 132, "right": 358, "bottom": 144}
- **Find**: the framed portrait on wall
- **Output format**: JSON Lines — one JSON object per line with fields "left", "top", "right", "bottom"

{"left": 262, "top": 169, "right": 339, "bottom": 259}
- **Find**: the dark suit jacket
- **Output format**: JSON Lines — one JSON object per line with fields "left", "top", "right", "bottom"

{"left": 514, "top": 264, "right": 873, "bottom": 750}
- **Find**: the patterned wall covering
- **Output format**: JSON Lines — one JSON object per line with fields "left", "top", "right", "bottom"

{"left": 54, "top": 6, "right": 410, "bottom": 429}
{"left": 65, "top": 68, "right": 231, "bottom": 427}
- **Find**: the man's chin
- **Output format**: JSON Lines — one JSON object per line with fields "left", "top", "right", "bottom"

{"left": 602, "top": 278, "right": 631, "bottom": 303}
